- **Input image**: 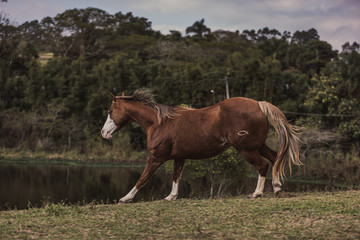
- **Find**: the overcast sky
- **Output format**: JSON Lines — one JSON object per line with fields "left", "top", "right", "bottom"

{"left": 1, "top": 0, "right": 359, "bottom": 51}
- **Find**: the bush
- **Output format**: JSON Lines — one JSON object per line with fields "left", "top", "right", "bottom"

{"left": 166, "top": 148, "right": 251, "bottom": 198}
{"left": 293, "top": 129, "right": 360, "bottom": 186}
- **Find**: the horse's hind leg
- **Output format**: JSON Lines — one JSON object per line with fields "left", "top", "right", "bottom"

{"left": 238, "top": 149, "right": 269, "bottom": 198}
{"left": 259, "top": 143, "right": 282, "bottom": 195}
{"left": 165, "top": 159, "right": 185, "bottom": 201}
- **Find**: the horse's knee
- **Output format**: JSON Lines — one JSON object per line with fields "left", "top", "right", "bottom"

{"left": 240, "top": 150, "right": 269, "bottom": 177}
{"left": 173, "top": 159, "right": 185, "bottom": 181}
{"left": 135, "top": 159, "right": 163, "bottom": 189}
{"left": 257, "top": 161, "right": 269, "bottom": 176}
{"left": 259, "top": 144, "right": 277, "bottom": 165}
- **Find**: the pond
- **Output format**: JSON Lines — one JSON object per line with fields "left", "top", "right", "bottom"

{"left": 0, "top": 161, "right": 346, "bottom": 210}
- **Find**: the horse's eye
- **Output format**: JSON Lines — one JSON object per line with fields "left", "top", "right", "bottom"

{"left": 108, "top": 110, "right": 113, "bottom": 115}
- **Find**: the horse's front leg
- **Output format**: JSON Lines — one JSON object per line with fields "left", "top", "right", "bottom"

{"left": 119, "top": 156, "right": 164, "bottom": 203}
{"left": 165, "top": 159, "right": 185, "bottom": 201}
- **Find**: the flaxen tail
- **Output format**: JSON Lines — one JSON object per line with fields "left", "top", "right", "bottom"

{"left": 258, "top": 101, "right": 302, "bottom": 180}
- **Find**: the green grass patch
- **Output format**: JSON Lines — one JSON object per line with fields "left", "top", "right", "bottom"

{"left": 1, "top": 191, "right": 359, "bottom": 239}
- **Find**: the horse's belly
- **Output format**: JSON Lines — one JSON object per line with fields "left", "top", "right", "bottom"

{"left": 170, "top": 137, "right": 229, "bottom": 159}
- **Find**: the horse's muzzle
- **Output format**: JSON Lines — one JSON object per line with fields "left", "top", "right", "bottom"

{"left": 101, "top": 129, "right": 112, "bottom": 139}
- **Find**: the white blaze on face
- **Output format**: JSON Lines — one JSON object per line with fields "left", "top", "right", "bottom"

{"left": 101, "top": 114, "right": 117, "bottom": 139}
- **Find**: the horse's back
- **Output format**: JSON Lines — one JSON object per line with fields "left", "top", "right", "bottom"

{"left": 220, "top": 97, "right": 260, "bottom": 113}
{"left": 174, "top": 97, "right": 266, "bottom": 135}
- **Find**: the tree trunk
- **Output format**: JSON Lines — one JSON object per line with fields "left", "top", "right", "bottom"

{"left": 210, "top": 175, "right": 215, "bottom": 198}
{"left": 67, "top": 131, "right": 71, "bottom": 151}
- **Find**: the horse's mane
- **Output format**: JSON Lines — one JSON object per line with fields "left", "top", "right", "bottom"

{"left": 130, "top": 90, "right": 185, "bottom": 124}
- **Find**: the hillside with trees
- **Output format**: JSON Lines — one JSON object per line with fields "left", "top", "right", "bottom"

{"left": 0, "top": 8, "right": 359, "bottom": 186}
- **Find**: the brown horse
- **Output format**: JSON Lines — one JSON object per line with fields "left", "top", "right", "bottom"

{"left": 101, "top": 90, "right": 301, "bottom": 202}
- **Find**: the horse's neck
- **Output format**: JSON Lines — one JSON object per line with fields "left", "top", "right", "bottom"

{"left": 124, "top": 101, "right": 158, "bottom": 131}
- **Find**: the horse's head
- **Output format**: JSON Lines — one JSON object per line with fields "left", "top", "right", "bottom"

{"left": 101, "top": 92, "right": 132, "bottom": 140}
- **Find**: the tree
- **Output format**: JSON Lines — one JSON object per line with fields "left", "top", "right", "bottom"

{"left": 342, "top": 41, "right": 359, "bottom": 53}
{"left": 54, "top": 8, "right": 111, "bottom": 57}
{"left": 304, "top": 73, "right": 359, "bottom": 135}
{"left": 0, "top": 12, "right": 20, "bottom": 66}
{"left": 212, "top": 30, "right": 245, "bottom": 43}
{"left": 242, "top": 29, "right": 257, "bottom": 42}
{"left": 186, "top": 18, "right": 211, "bottom": 38}
{"left": 113, "top": 11, "right": 154, "bottom": 36}
{"left": 261, "top": 54, "right": 282, "bottom": 102}
{"left": 39, "top": 16, "right": 63, "bottom": 53}
{"left": 168, "top": 30, "right": 182, "bottom": 41}
{"left": 286, "top": 38, "right": 336, "bottom": 78}
{"left": 18, "top": 20, "right": 41, "bottom": 43}
{"left": 292, "top": 28, "right": 319, "bottom": 45}
{"left": 305, "top": 73, "right": 343, "bottom": 115}
{"left": 257, "top": 27, "right": 281, "bottom": 42}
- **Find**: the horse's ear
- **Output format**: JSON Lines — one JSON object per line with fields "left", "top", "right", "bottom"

{"left": 109, "top": 92, "right": 116, "bottom": 101}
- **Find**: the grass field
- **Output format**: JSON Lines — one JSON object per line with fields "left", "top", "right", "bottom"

{"left": 0, "top": 190, "right": 359, "bottom": 239}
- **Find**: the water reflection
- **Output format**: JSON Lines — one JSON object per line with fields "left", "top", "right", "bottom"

{"left": 0, "top": 162, "right": 346, "bottom": 210}
{"left": 0, "top": 163, "right": 174, "bottom": 210}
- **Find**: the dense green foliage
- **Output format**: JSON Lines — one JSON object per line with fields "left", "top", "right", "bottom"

{"left": 0, "top": 8, "right": 359, "bottom": 162}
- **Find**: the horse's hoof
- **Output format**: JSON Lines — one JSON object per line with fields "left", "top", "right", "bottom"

{"left": 275, "top": 190, "right": 282, "bottom": 198}
{"left": 118, "top": 199, "right": 133, "bottom": 204}
{"left": 248, "top": 193, "right": 262, "bottom": 199}
{"left": 164, "top": 195, "right": 177, "bottom": 201}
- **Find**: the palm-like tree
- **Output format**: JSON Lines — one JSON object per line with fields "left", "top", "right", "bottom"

{"left": 185, "top": 18, "right": 211, "bottom": 38}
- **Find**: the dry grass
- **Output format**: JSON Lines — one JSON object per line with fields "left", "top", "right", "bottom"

{"left": 1, "top": 190, "right": 359, "bottom": 239}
